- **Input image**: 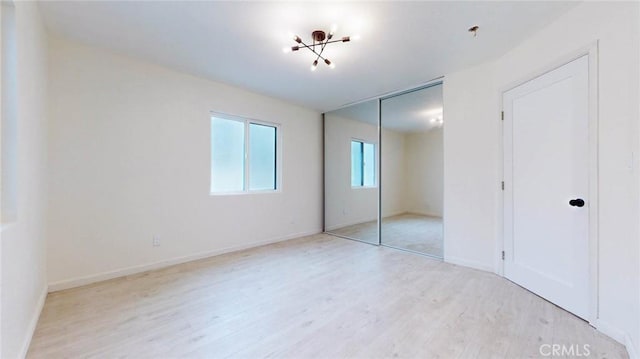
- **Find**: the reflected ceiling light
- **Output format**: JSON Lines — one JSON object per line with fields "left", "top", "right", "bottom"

{"left": 284, "top": 27, "right": 355, "bottom": 71}
{"left": 430, "top": 117, "right": 444, "bottom": 126}
{"left": 421, "top": 108, "right": 444, "bottom": 117}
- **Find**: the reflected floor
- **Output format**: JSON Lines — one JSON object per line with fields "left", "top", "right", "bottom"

{"left": 328, "top": 213, "right": 443, "bottom": 258}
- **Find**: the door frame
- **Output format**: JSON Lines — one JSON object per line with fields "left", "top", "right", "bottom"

{"left": 498, "top": 41, "right": 599, "bottom": 324}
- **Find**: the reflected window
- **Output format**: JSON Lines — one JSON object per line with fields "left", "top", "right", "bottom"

{"left": 211, "top": 115, "right": 278, "bottom": 194}
{"left": 351, "top": 140, "right": 376, "bottom": 187}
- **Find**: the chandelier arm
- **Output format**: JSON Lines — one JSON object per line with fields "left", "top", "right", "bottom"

{"left": 317, "top": 36, "right": 330, "bottom": 59}
{"left": 295, "top": 44, "right": 318, "bottom": 51}
{"left": 296, "top": 45, "right": 329, "bottom": 61}
{"left": 313, "top": 40, "right": 328, "bottom": 64}
{"left": 293, "top": 39, "right": 346, "bottom": 51}
{"left": 317, "top": 38, "right": 347, "bottom": 46}
{"left": 310, "top": 50, "right": 328, "bottom": 62}
{"left": 297, "top": 39, "right": 311, "bottom": 49}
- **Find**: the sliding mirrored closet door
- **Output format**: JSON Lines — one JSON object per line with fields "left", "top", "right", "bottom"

{"left": 324, "top": 99, "right": 379, "bottom": 244}
{"left": 380, "top": 83, "right": 444, "bottom": 258}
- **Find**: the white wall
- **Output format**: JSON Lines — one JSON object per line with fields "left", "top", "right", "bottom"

{"left": 381, "top": 128, "right": 406, "bottom": 218}
{"left": 404, "top": 129, "right": 443, "bottom": 217}
{"left": 1, "top": 2, "right": 49, "bottom": 358}
{"left": 443, "top": 2, "right": 639, "bottom": 354}
{"left": 443, "top": 60, "right": 498, "bottom": 272}
{"left": 46, "top": 36, "right": 323, "bottom": 290}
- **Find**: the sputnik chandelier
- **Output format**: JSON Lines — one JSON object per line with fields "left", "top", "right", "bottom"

{"left": 283, "top": 27, "right": 353, "bottom": 71}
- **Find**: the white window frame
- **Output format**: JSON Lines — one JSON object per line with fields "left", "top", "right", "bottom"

{"left": 210, "top": 112, "right": 282, "bottom": 195}
{"left": 350, "top": 138, "right": 377, "bottom": 189}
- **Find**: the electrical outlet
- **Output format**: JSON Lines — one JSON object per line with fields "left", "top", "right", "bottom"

{"left": 152, "top": 236, "right": 160, "bottom": 247}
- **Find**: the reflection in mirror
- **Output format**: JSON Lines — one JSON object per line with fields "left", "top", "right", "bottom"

{"left": 380, "top": 84, "right": 444, "bottom": 257}
{"left": 324, "top": 100, "right": 379, "bottom": 244}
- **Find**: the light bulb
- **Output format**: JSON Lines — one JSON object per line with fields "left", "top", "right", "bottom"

{"left": 323, "top": 58, "right": 336, "bottom": 69}
{"left": 351, "top": 34, "right": 361, "bottom": 41}
{"left": 282, "top": 47, "right": 291, "bottom": 53}
{"left": 310, "top": 60, "right": 318, "bottom": 71}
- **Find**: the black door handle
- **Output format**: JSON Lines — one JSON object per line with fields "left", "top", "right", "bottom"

{"left": 569, "top": 198, "right": 585, "bottom": 207}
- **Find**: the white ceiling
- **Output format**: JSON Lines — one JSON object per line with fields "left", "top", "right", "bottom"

{"left": 329, "top": 83, "right": 443, "bottom": 133}
{"left": 39, "top": 1, "right": 577, "bottom": 112}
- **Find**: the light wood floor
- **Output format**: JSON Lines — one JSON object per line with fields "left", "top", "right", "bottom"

{"left": 28, "top": 234, "right": 626, "bottom": 358}
{"left": 328, "top": 214, "right": 443, "bottom": 257}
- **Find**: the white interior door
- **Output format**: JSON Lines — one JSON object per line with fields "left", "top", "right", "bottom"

{"left": 503, "top": 55, "right": 590, "bottom": 320}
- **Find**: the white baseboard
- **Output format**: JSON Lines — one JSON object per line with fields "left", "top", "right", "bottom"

{"left": 325, "top": 218, "right": 377, "bottom": 232}
{"left": 625, "top": 333, "right": 638, "bottom": 359}
{"left": 594, "top": 319, "right": 627, "bottom": 346}
{"left": 406, "top": 210, "right": 443, "bottom": 218}
{"left": 19, "top": 284, "right": 47, "bottom": 358}
{"left": 444, "top": 255, "right": 495, "bottom": 273}
{"left": 571, "top": 310, "right": 637, "bottom": 359}
{"left": 48, "top": 229, "right": 321, "bottom": 292}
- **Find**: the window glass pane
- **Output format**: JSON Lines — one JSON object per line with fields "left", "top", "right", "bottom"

{"left": 363, "top": 143, "right": 375, "bottom": 186}
{"left": 211, "top": 117, "right": 245, "bottom": 192}
{"left": 351, "top": 141, "right": 362, "bottom": 186}
{"left": 249, "top": 123, "right": 277, "bottom": 190}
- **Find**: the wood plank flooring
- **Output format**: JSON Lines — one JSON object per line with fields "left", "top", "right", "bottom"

{"left": 27, "top": 234, "right": 627, "bottom": 358}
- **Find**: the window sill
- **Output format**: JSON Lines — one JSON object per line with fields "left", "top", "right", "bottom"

{"left": 209, "top": 190, "right": 282, "bottom": 196}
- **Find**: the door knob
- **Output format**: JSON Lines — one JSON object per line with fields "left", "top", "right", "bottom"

{"left": 569, "top": 198, "right": 585, "bottom": 207}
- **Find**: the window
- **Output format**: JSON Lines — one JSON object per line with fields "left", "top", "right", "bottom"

{"left": 351, "top": 140, "right": 376, "bottom": 187}
{"left": 210, "top": 115, "right": 278, "bottom": 194}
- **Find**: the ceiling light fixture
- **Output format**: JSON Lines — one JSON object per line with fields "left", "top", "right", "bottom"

{"left": 468, "top": 25, "right": 479, "bottom": 37}
{"left": 284, "top": 27, "right": 354, "bottom": 71}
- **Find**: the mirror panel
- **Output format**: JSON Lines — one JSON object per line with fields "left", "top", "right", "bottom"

{"left": 324, "top": 100, "right": 379, "bottom": 244}
{"left": 380, "top": 84, "right": 444, "bottom": 257}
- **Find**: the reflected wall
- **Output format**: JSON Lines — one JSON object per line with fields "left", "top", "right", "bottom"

{"left": 324, "top": 100, "right": 379, "bottom": 244}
